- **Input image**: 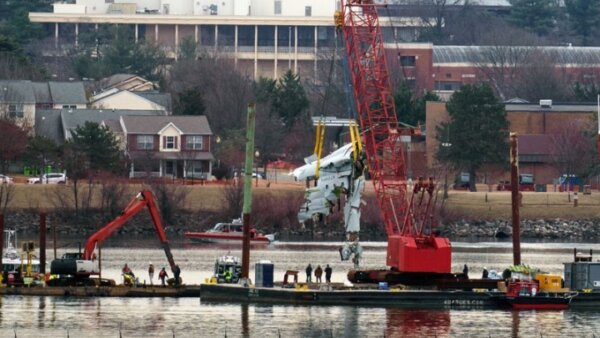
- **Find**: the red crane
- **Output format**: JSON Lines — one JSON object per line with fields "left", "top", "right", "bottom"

{"left": 50, "top": 190, "right": 176, "bottom": 283}
{"left": 82, "top": 190, "right": 176, "bottom": 268}
{"left": 337, "top": 0, "right": 452, "bottom": 283}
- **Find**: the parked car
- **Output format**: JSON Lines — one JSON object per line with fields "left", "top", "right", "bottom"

{"left": 27, "top": 173, "right": 67, "bottom": 184}
{"left": 0, "top": 174, "right": 13, "bottom": 184}
{"left": 558, "top": 174, "right": 581, "bottom": 192}
{"left": 496, "top": 174, "right": 535, "bottom": 191}
{"left": 453, "top": 172, "right": 470, "bottom": 190}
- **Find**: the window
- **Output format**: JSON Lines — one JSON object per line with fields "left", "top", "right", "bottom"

{"left": 305, "top": 6, "right": 311, "bottom": 17}
{"left": 274, "top": 0, "right": 281, "bottom": 15}
{"left": 186, "top": 136, "right": 203, "bottom": 150}
{"left": 137, "top": 135, "right": 154, "bottom": 150}
{"left": 164, "top": 136, "right": 178, "bottom": 150}
{"left": 399, "top": 55, "right": 416, "bottom": 67}
{"left": 62, "top": 105, "right": 76, "bottom": 109}
{"left": 8, "top": 104, "right": 23, "bottom": 118}
{"left": 435, "top": 81, "right": 462, "bottom": 91}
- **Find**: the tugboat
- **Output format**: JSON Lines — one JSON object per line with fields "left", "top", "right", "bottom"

{"left": 493, "top": 267, "right": 578, "bottom": 310}
{"left": 185, "top": 218, "right": 275, "bottom": 244}
{"left": 500, "top": 279, "right": 577, "bottom": 310}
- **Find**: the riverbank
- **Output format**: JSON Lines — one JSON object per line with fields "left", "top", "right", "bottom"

{"left": 2, "top": 184, "right": 600, "bottom": 240}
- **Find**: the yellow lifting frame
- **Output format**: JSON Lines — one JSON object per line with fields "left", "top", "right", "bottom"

{"left": 349, "top": 120, "right": 362, "bottom": 161}
{"left": 314, "top": 120, "right": 326, "bottom": 178}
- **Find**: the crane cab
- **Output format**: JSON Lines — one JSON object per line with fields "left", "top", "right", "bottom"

{"left": 50, "top": 252, "right": 97, "bottom": 276}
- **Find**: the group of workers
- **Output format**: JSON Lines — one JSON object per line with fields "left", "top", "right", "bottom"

{"left": 121, "top": 263, "right": 180, "bottom": 287}
{"left": 305, "top": 264, "right": 333, "bottom": 284}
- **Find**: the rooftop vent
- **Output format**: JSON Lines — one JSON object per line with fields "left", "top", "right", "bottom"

{"left": 539, "top": 99, "right": 552, "bottom": 108}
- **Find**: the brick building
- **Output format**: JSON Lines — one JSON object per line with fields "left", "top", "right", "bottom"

{"left": 426, "top": 101, "right": 596, "bottom": 185}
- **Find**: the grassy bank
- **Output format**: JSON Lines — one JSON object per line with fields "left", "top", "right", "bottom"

{"left": 2, "top": 183, "right": 600, "bottom": 220}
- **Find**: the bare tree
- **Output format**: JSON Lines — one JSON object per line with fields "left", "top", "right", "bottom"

{"left": 0, "top": 119, "right": 27, "bottom": 174}
{"left": 474, "top": 46, "right": 536, "bottom": 100}
{"left": 147, "top": 179, "right": 190, "bottom": 224}
{"left": 0, "top": 183, "right": 15, "bottom": 214}
{"left": 97, "top": 172, "right": 128, "bottom": 218}
{"left": 220, "top": 178, "right": 244, "bottom": 219}
{"left": 167, "top": 58, "right": 253, "bottom": 137}
{"left": 549, "top": 119, "right": 599, "bottom": 187}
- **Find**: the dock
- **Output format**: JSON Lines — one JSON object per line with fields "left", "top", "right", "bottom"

{"left": 199, "top": 283, "right": 600, "bottom": 309}
{"left": 0, "top": 285, "right": 200, "bottom": 297}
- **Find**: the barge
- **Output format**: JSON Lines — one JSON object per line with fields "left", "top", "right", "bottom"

{"left": 199, "top": 283, "right": 600, "bottom": 309}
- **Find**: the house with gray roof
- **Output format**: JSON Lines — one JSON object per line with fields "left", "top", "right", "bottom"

{"left": 35, "top": 108, "right": 166, "bottom": 144}
{"left": 48, "top": 81, "right": 87, "bottom": 109}
{"left": 0, "top": 80, "right": 36, "bottom": 126}
{"left": 118, "top": 115, "right": 213, "bottom": 179}
{"left": 1, "top": 80, "right": 88, "bottom": 130}
{"left": 60, "top": 108, "right": 167, "bottom": 140}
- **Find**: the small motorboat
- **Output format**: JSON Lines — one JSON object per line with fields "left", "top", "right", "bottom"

{"left": 494, "top": 279, "right": 577, "bottom": 310}
{"left": 184, "top": 218, "right": 275, "bottom": 244}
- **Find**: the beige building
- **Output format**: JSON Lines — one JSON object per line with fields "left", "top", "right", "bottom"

{"left": 29, "top": 0, "right": 425, "bottom": 80}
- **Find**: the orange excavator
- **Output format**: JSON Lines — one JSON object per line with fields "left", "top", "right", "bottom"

{"left": 49, "top": 190, "right": 176, "bottom": 286}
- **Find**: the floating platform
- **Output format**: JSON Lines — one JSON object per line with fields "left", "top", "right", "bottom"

{"left": 199, "top": 283, "right": 600, "bottom": 309}
{"left": 200, "top": 283, "right": 500, "bottom": 308}
{"left": 2, "top": 283, "right": 600, "bottom": 310}
{"left": 0, "top": 285, "right": 200, "bottom": 297}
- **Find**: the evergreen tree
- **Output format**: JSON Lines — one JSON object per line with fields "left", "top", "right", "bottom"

{"left": 271, "top": 70, "right": 309, "bottom": 129}
{"left": 254, "top": 77, "right": 277, "bottom": 104}
{"left": 178, "top": 36, "right": 197, "bottom": 60}
{"left": 73, "top": 26, "right": 166, "bottom": 81}
{"left": 509, "top": 0, "right": 558, "bottom": 35}
{"left": 565, "top": 0, "right": 600, "bottom": 46}
{"left": 175, "top": 88, "right": 206, "bottom": 115}
{"left": 69, "top": 122, "right": 121, "bottom": 173}
{"left": 435, "top": 84, "right": 509, "bottom": 192}
{"left": 24, "top": 135, "right": 59, "bottom": 175}
{"left": 394, "top": 82, "right": 440, "bottom": 126}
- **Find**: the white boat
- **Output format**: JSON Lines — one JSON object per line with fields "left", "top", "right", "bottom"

{"left": 2, "top": 230, "right": 41, "bottom": 274}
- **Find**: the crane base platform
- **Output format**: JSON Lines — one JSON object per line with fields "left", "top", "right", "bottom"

{"left": 347, "top": 269, "right": 467, "bottom": 286}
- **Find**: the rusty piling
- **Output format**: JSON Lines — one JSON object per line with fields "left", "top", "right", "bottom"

{"left": 40, "top": 213, "right": 46, "bottom": 274}
{"left": 510, "top": 132, "right": 521, "bottom": 266}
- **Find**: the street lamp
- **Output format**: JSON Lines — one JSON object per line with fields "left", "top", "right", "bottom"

{"left": 254, "top": 150, "right": 260, "bottom": 187}
{"left": 215, "top": 135, "right": 221, "bottom": 168}
{"left": 441, "top": 127, "right": 452, "bottom": 199}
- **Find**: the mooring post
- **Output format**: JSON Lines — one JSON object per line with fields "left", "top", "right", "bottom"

{"left": 40, "top": 213, "right": 47, "bottom": 274}
{"left": 510, "top": 132, "right": 521, "bottom": 266}
{"left": 241, "top": 103, "right": 256, "bottom": 281}
{"left": 0, "top": 214, "right": 4, "bottom": 269}
{"left": 98, "top": 245, "right": 101, "bottom": 283}
{"left": 53, "top": 221, "right": 57, "bottom": 259}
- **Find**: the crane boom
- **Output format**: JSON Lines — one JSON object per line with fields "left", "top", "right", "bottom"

{"left": 340, "top": 0, "right": 451, "bottom": 275}
{"left": 83, "top": 190, "right": 176, "bottom": 270}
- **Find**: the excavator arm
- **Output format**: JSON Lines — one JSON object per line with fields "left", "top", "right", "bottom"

{"left": 83, "top": 190, "right": 176, "bottom": 271}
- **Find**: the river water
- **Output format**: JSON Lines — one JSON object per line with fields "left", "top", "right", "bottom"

{"left": 3, "top": 238, "right": 600, "bottom": 337}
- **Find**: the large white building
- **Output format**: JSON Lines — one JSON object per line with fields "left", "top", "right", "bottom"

{"left": 30, "top": 0, "right": 424, "bottom": 79}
